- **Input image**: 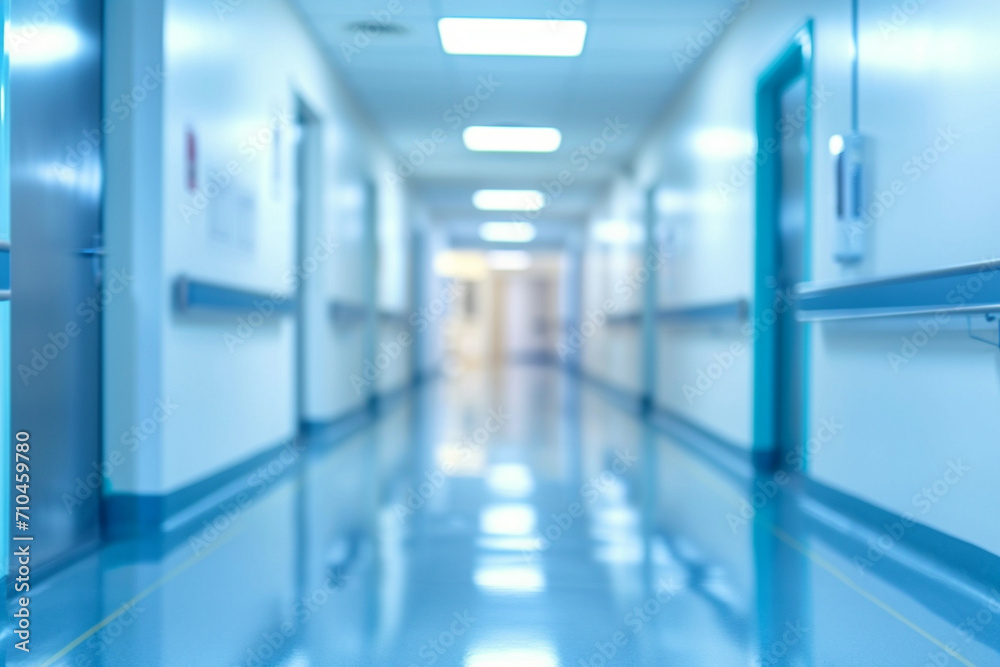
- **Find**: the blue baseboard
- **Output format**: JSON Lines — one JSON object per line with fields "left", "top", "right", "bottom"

{"left": 801, "top": 477, "right": 1000, "bottom": 643}
{"left": 570, "top": 366, "right": 1000, "bottom": 630}
{"left": 645, "top": 402, "right": 1000, "bottom": 634}
{"left": 571, "top": 368, "right": 645, "bottom": 416}
{"left": 370, "top": 382, "right": 415, "bottom": 416}
{"left": 301, "top": 402, "right": 375, "bottom": 443}
{"left": 647, "top": 405, "right": 757, "bottom": 482}
{"left": 102, "top": 436, "right": 302, "bottom": 541}
{"left": 102, "top": 382, "right": 419, "bottom": 544}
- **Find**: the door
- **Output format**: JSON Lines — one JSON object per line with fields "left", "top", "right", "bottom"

{"left": 294, "top": 98, "right": 321, "bottom": 428}
{"left": 10, "top": 0, "right": 104, "bottom": 572}
{"left": 0, "top": 0, "right": 10, "bottom": 579}
{"left": 752, "top": 25, "right": 813, "bottom": 470}
{"left": 752, "top": 30, "right": 815, "bottom": 663}
{"left": 775, "top": 77, "right": 808, "bottom": 465}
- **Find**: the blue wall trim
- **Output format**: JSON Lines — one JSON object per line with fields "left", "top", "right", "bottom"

{"left": 509, "top": 351, "right": 560, "bottom": 366}
{"left": 174, "top": 275, "right": 296, "bottom": 315}
{"left": 330, "top": 300, "right": 369, "bottom": 327}
{"left": 572, "top": 368, "right": 644, "bottom": 416}
{"left": 796, "top": 259, "right": 1000, "bottom": 320}
{"left": 300, "top": 403, "right": 374, "bottom": 440}
{"left": 100, "top": 383, "right": 421, "bottom": 564}
{"left": 377, "top": 309, "right": 410, "bottom": 326}
{"left": 103, "top": 382, "right": 418, "bottom": 540}
{"left": 577, "top": 365, "right": 1000, "bottom": 631}
{"left": 0, "top": 242, "right": 10, "bottom": 293}
{"left": 606, "top": 311, "right": 643, "bottom": 326}
{"left": 647, "top": 405, "right": 759, "bottom": 480}
{"left": 658, "top": 299, "right": 749, "bottom": 324}
{"left": 103, "top": 436, "right": 300, "bottom": 539}
{"left": 802, "top": 477, "right": 1000, "bottom": 646}
{"left": 369, "top": 381, "right": 414, "bottom": 415}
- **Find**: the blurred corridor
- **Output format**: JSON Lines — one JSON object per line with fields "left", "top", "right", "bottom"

{"left": 3, "top": 0, "right": 1000, "bottom": 665}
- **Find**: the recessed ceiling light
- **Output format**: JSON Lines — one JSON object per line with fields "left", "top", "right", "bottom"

{"left": 438, "top": 18, "right": 587, "bottom": 57}
{"left": 479, "top": 222, "right": 537, "bottom": 243}
{"left": 463, "top": 126, "right": 562, "bottom": 153}
{"left": 473, "top": 189, "right": 545, "bottom": 212}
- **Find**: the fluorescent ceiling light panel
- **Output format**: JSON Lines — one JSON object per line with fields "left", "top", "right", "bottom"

{"left": 463, "top": 126, "right": 562, "bottom": 153}
{"left": 479, "top": 222, "right": 537, "bottom": 243}
{"left": 438, "top": 18, "right": 587, "bottom": 57}
{"left": 473, "top": 190, "right": 545, "bottom": 212}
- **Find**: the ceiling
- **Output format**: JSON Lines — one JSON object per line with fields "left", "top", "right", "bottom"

{"left": 291, "top": 0, "right": 734, "bottom": 235}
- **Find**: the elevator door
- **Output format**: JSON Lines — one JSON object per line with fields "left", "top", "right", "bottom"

{"left": 10, "top": 0, "right": 104, "bottom": 572}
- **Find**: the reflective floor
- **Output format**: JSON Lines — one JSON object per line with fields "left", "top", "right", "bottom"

{"left": 6, "top": 366, "right": 1000, "bottom": 666}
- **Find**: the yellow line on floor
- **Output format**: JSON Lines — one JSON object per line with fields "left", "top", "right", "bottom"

{"left": 679, "top": 456, "right": 975, "bottom": 666}
{"left": 770, "top": 526, "right": 975, "bottom": 667}
{"left": 37, "top": 527, "right": 245, "bottom": 667}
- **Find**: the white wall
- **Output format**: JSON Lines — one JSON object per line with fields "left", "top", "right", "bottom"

{"left": 413, "top": 216, "right": 449, "bottom": 379}
{"left": 373, "top": 151, "right": 414, "bottom": 397}
{"left": 807, "top": 0, "right": 1000, "bottom": 556}
{"left": 300, "top": 119, "right": 372, "bottom": 423}
{"left": 104, "top": 0, "right": 413, "bottom": 498}
{"left": 579, "top": 176, "right": 652, "bottom": 396}
{"left": 586, "top": 0, "right": 1000, "bottom": 555}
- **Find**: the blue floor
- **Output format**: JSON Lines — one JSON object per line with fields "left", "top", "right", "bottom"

{"left": 6, "top": 366, "right": 1000, "bottom": 666}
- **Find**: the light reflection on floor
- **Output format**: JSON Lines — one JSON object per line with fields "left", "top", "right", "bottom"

{"left": 6, "top": 366, "right": 1000, "bottom": 666}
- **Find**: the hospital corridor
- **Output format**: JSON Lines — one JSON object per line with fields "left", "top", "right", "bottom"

{"left": 2, "top": 0, "right": 1000, "bottom": 665}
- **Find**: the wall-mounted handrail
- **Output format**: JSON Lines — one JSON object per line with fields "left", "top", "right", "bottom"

{"left": 795, "top": 259, "right": 1000, "bottom": 322}
{"left": 606, "top": 311, "right": 643, "bottom": 326}
{"left": 0, "top": 240, "right": 9, "bottom": 301}
{"left": 377, "top": 309, "right": 410, "bottom": 326}
{"left": 330, "top": 301, "right": 369, "bottom": 327}
{"left": 174, "top": 276, "right": 296, "bottom": 315}
{"left": 658, "top": 299, "right": 749, "bottom": 324}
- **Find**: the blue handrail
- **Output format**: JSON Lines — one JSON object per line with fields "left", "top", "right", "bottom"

{"left": 174, "top": 276, "right": 296, "bottom": 315}
{"left": 378, "top": 309, "right": 410, "bottom": 326}
{"left": 330, "top": 301, "right": 369, "bottom": 326}
{"left": 795, "top": 259, "right": 1000, "bottom": 321}
{"left": 606, "top": 312, "right": 643, "bottom": 326}
{"left": 658, "top": 299, "right": 749, "bottom": 324}
{"left": 0, "top": 240, "right": 9, "bottom": 299}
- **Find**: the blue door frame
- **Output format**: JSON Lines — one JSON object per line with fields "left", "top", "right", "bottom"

{"left": 0, "top": 0, "right": 11, "bottom": 581}
{"left": 752, "top": 22, "right": 814, "bottom": 469}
